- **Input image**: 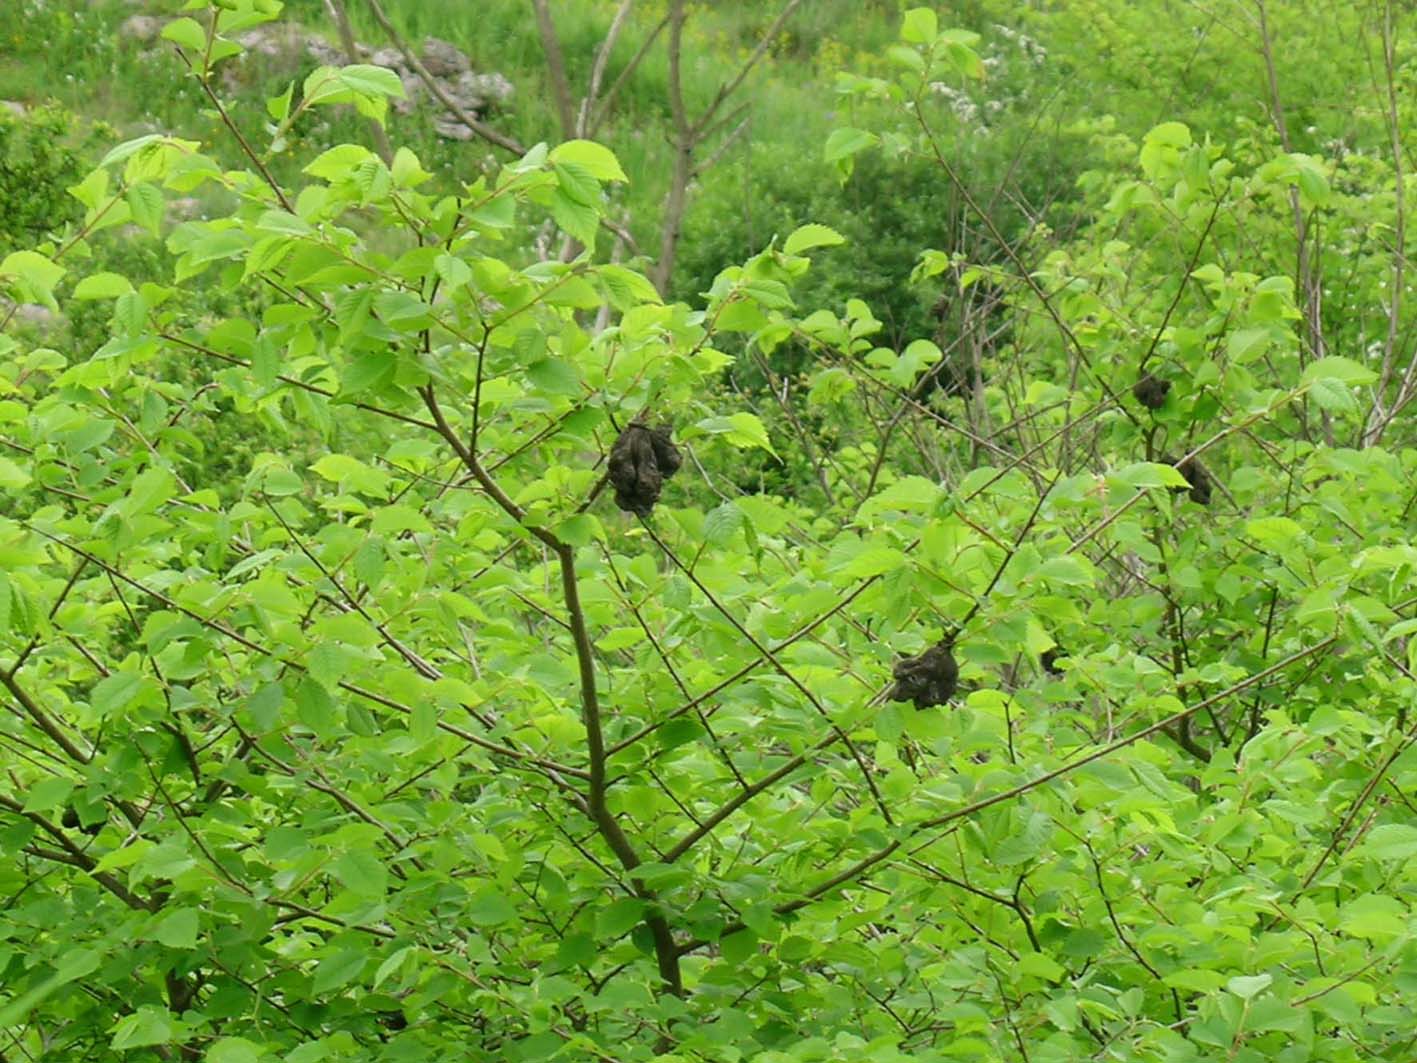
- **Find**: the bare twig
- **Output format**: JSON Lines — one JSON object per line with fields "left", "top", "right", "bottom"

{"left": 531, "top": 0, "right": 578, "bottom": 138}
{"left": 324, "top": 0, "right": 393, "bottom": 163}
{"left": 366, "top": 0, "right": 526, "bottom": 154}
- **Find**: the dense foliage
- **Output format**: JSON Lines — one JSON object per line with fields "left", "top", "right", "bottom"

{"left": 4, "top": 2, "right": 1417, "bottom": 1061}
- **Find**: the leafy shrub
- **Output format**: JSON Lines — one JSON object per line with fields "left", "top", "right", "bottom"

{"left": 0, "top": 105, "right": 95, "bottom": 251}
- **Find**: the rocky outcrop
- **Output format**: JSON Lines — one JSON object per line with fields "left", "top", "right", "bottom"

{"left": 245, "top": 26, "right": 512, "bottom": 133}
{"left": 118, "top": 13, "right": 164, "bottom": 43}
{"left": 124, "top": 15, "right": 512, "bottom": 138}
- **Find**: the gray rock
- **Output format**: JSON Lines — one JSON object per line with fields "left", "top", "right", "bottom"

{"left": 10, "top": 304, "right": 57, "bottom": 330}
{"left": 367, "top": 47, "right": 404, "bottom": 71}
{"left": 237, "top": 23, "right": 311, "bottom": 65}
{"left": 430, "top": 72, "right": 513, "bottom": 139}
{"left": 457, "top": 71, "right": 514, "bottom": 108}
{"left": 432, "top": 115, "right": 477, "bottom": 140}
{"left": 420, "top": 36, "right": 470, "bottom": 77}
{"left": 119, "top": 14, "right": 165, "bottom": 43}
{"left": 393, "top": 73, "right": 423, "bottom": 116}
{"left": 304, "top": 36, "right": 345, "bottom": 68}
{"left": 0, "top": 100, "right": 25, "bottom": 118}
{"left": 167, "top": 197, "right": 204, "bottom": 220}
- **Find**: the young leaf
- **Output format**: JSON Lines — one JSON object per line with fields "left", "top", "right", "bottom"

{"left": 783, "top": 224, "right": 846, "bottom": 256}
{"left": 549, "top": 140, "right": 629, "bottom": 182}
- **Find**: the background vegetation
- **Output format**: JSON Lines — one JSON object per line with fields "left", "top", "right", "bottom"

{"left": 3, "top": 1, "right": 1417, "bottom": 1061}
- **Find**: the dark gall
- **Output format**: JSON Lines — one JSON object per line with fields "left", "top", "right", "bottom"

{"left": 1132, "top": 374, "right": 1170, "bottom": 409}
{"left": 608, "top": 424, "right": 681, "bottom": 517}
{"left": 1162, "top": 453, "right": 1213, "bottom": 506}
{"left": 888, "top": 639, "right": 959, "bottom": 709}
{"left": 62, "top": 806, "right": 102, "bottom": 835}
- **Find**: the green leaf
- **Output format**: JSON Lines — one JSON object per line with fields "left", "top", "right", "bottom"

{"left": 305, "top": 144, "right": 373, "bottom": 180}
{"left": 783, "top": 224, "right": 846, "bottom": 256}
{"left": 599, "top": 264, "right": 661, "bottom": 309}
{"left": 21, "top": 777, "right": 73, "bottom": 813}
{"left": 337, "top": 64, "right": 405, "bottom": 101}
{"left": 91, "top": 671, "right": 150, "bottom": 719}
{"left": 311, "top": 949, "right": 366, "bottom": 994}
{"left": 244, "top": 682, "right": 285, "bottom": 731}
{"left": 824, "top": 128, "right": 879, "bottom": 167}
{"left": 373, "top": 946, "right": 416, "bottom": 989}
{"left": 703, "top": 501, "right": 747, "bottom": 548}
{"left": 267, "top": 81, "right": 295, "bottom": 123}
{"left": 111, "top": 1005, "right": 174, "bottom": 1050}
{"left": 552, "top": 186, "right": 600, "bottom": 247}
{"left": 1309, "top": 376, "right": 1357, "bottom": 413}
{"left": 1036, "top": 555, "right": 1094, "bottom": 587}
{"left": 73, "top": 272, "right": 135, "bottom": 300}
{"left": 160, "top": 16, "right": 206, "bottom": 50}
{"left": 656, "top": 717, "right": 705, "bottom": 751}
{"left": 827, "top": 543, "right": 909, "bottom": 580}
{"left": 1114, "top": 461, "right": 1189, "bottom": 490}
{"left": 333, "top": 851, "right": 388, "bottom": 898}
{"left": 1227, "top": 326, "right": 1272, "bottom": 364}
{"left": 294, "top": 677, "right": 338, "bottom": 739}
{"left": 1339, "top": 895, "right": 1408, "bottom": 940}
{"left": 206, "top": 1037, "right": 263, "bottom": 1063}
{"left": 301, "top": 66, "right": 399, "bottom": 125}
{"left": 596, "top": 898, "right": 646, "bottom": 939}
{"left": 944, "top": 38, "right": 985, "bottom": 79}
{"left": 549, "top": 140, "right": 628, "bottom": 182}
{"left": 0, "top": 456, "right": 31, "bottom": 490}
{"left": 341, "top": 351, "right": 397, "bottom": 396}
{"left": 1245, "top": 516, "right": 1304, "bottom": 549}
{"left": 467, "top": 888, "right": 518, "bottom": 927}
{"left": 153, "top": 908, "right": 199, "bottom": 950}
{"left": 1226, "top": 973, "right": 1273, "bottom": 1000}
{"left": 128, "top": 182, "right": 164, "bottom": 237}
{"left": 857, "top": 476, "right": 941, "bottom": 520}
{"left": 1358, "top": 824, "right": 1417, "bottom": 862}
{"left": 695, "top": 412, "right": 779, "bottom": 458}
{"left": 1, "top": 250, "right": 66, "bottom": 309}
{"left": 1301, "top": 356, "right": 1378, "bottom": 386}
{"left": 0, "top": 949, "right": 100, "bottom": 1027}
{"left": 900, "top": 7, "right": 938, "bottom": 44}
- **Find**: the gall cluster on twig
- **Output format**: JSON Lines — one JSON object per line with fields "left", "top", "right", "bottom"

{"left": 1132, "top": 373, "right": 1170, "bottom": 410}
{"left": 1162, "top": 453, "right": 1212, "bottom": 506}
{"left": 607, "top": 424, "right": 682, "bottom": 517}
{"left": 1041, "top": 646, "right": 1067, "bottom": 676}
{"left": 888, "top": 637, "right": 959, "bottom": 709}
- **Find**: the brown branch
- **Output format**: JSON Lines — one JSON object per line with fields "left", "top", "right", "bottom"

{"left": 1364, "top": 0, "right": 1410, "bottom": 445}
{"left": 419, "top": 382, "right": 684, "bottom": 997}
{"left": 640, "top": 521, "right": 895, "bottom": 827}
{"left": 175, "top": 51, "right": 294, "bottom": 215}
{"left": 160, "top": 333, "right": 438, "bottom": 431}
{"left": 324, "top": 0, "right": 394, "bottom": 163}
{"left": 0, "top": 794, "right": 156, "bottom": 911}
{"left": 590, "top": 14, "right": 667, "bottom": 135}
{"left": 578, "top": 0, "right": 635, "bottom": 137}
{"left": 651, "top": 0, "right": 802, "bottom": 293}
{"left": 531, "top": 0, "right": 577, "bottom": 139}
{"left": 675, "top": 634, "right": 1343, "bottom": 959}
{"left": 365, "top": 0, "right": 526, "bottom": 155}
{"left": 21, "top": 525, "right": 587, "bottom": 783}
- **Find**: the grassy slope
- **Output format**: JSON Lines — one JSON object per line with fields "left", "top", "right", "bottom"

{"left": 1, "top": 0, "right": 899, "bottom": 262}
{"left": 3, "top": 0, "right": 1401, "bottom": 329}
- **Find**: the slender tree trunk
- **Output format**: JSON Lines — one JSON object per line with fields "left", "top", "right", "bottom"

{"left": 324, "top": 0, "right": 393, "bottom": 164}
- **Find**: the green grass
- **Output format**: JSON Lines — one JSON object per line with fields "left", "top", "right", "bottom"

{"left": 1, "top": 0, "right": 899, "bottom": 279}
